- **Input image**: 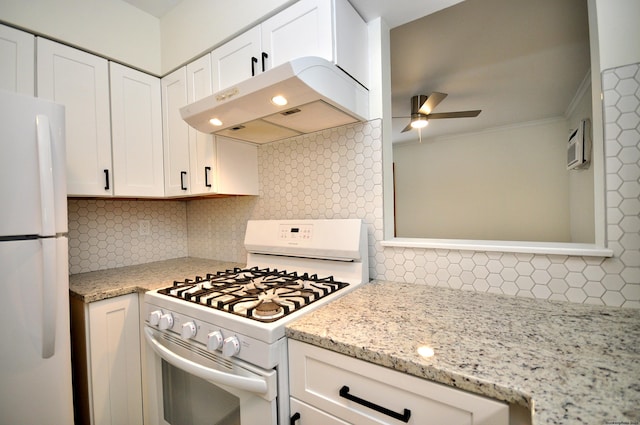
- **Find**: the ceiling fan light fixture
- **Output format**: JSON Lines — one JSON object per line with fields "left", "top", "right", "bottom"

{"left": 410, "top": 114, "right": 428, "bottom": 129}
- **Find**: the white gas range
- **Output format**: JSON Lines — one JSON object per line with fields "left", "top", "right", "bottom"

{"left": 143, "top": 219, "right": 368, "bottom": 425}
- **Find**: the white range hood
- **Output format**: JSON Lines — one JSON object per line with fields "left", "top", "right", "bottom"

{"left": 179, "top": 56, "right": 369, "bottom": 144}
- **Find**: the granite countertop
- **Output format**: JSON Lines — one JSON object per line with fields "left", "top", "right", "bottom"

{"left": 286, "top": 280, "right": 640, "bottom": 425}
{"left": 69, "top": 257, "right": 243, "bottom": 303}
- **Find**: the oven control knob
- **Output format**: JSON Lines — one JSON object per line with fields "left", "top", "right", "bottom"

{"left": 158, "top": 313, "right": 174, "bottom": 330}
{"left": 181, "top": 321, "right": 197, "bottom": 340}
{"left": 207, "top": 331, "right": 224, "bottom": 351}
{"left": 222, "top": 336, "right": 241, "bottom": 357}
{"left": 148, "top": 310, "right": 162, "bottom": 326}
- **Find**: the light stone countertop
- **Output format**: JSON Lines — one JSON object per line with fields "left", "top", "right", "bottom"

{"left": 69, "top": 259, "right": 640, "bottom": 424}
{"left": 69, "top": 257, "right": 243, "bottom": 303}
{"left": 285, "top": 280, "right": 640, "bottom": 425}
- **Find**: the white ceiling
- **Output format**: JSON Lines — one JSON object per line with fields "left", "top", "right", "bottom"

{"left": 123, "top": 0, "right": 182, "bottom": 17}
{"left": 122, "top": 0, "right": 590, "bottom": 145}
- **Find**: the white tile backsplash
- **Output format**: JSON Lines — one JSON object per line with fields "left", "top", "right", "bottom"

{"left": 68, "top": 199, "right": 188, "bottom": 274}
{"left": 68, "top": 63, "right": 639, "bottom": 307}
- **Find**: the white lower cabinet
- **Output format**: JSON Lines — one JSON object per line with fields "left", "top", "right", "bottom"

{"left": 288, "top": 340, "right": 509, "bottom": 425}
{"left": 291, "top": 398, "right": 350, "bottom": 424}
{"left": 70, "top": 293, "right": 144, "bottom": 425}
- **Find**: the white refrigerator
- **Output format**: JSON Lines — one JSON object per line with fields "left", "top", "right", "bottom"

{"left": 0, "top": 90, "right": 74, "bottom": 424}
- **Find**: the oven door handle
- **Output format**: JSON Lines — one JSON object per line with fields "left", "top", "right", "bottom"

{"left": 144, "top": 327, "right": 269, "bottom": 395}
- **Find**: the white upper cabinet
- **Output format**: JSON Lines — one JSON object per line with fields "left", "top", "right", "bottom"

{"left": 211, "top": 26, "right": 262, "bottom": 93}
{"left": 162, "top": 55, "right": 218, "bottom": 196}
{"left": 110, "top": 62, "right": 164, "bottom": 197}
{"left": 36, "top": 38, "right": 113, "bottom": 196}
{"left": 161, "top": 67, "right": 191, "bottom": 196}
{"left": 186, "top": 55, "right": 217, "bottom": 194}
{"left": 0, "top": 24, "right": 35, "bottom": 95}
{"left": 260, "top": 0, "right": 333, "bottom": 69}
{"left": 210, "top": 0, "right": 368, "bottom": 93}
{"left": 215, "top": 137, "right": 259, "bottom": 195}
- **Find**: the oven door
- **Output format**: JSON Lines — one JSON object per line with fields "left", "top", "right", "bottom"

{"left": 143, "top": 326, "right": 278, "bottom": 425}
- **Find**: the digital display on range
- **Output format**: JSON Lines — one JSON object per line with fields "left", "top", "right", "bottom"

{"left": 291, "top": 228, "right": 300, "bottom": 233}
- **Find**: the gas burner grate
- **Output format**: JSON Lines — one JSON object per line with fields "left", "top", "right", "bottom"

{"left": 158, "top": 267, "right": 349, "bottom": 323}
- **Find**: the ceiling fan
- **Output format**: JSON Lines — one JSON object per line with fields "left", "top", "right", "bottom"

{"left": 397, "top": 93, "right": 481, "bottom": 133}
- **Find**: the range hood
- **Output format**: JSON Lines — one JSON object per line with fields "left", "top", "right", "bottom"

{"left": 180, "top": 56, "right": 369, "bottom": 144}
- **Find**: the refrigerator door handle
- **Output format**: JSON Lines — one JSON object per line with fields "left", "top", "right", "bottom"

{"left": 41, "top": 238, "right": 57, "bottom": 358}
{"left": 35, "top": 115, "right": 56, "bottom": 237}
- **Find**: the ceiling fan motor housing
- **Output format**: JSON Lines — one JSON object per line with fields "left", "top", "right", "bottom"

{"left": 411, "top": 95, "right": 429, "bottom": 115}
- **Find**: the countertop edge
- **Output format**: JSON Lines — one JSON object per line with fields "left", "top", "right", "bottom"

{"left": 285, "top": 326, "right": 535, "bottom": 410}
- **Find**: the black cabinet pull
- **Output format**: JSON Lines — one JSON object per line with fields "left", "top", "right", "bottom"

{"left": 180, "top": 171, "right": 187, "bottom": 191}
{"left": 289, "top": 412, "right": 300, "bottom": 425}
{"left": 261, "top": 52, "right": 269, "bottom": 72}
{"left": 251, "top": 56, "right": 258, "bottom": 76}
{"left": 104, "top": 169, "right": 110, "bottom": 190}
{"left": 204, "top": 166, "right": 212, "bottom": 188}
{"left": 339, "top": 385, "right": 411, "bottom": 423}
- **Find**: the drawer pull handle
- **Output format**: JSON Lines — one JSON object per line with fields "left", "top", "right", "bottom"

{"left": 289, "top": 412, "right": 300, "bottom": 425}
{"left": 339, "top": 385, "right": 411, "bottom": 423}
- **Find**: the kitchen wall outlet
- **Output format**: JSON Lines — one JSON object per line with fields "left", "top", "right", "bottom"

{"left": 139, "top": 220, "right": 151, "bottom": 236}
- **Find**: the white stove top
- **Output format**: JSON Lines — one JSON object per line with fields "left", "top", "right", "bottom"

{"left": 144, "top": 219, "right": 368, "bottom": 368}
{"left": 156, "top": 267, "right": 350, "bottom": 323}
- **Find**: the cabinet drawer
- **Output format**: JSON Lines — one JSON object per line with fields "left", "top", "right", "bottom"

{"left": 289, "top": 340, "right": 508, "bottom": 425}
{"left": 290, "top": 398, "right": 349, "bottom": 425}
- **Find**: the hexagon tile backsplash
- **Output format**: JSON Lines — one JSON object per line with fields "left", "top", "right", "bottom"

{"left": 68, "top": 199, "right": 188, "bottom": 274}
{"left": 68, "top": 63, "right": 639, "bottom": 307}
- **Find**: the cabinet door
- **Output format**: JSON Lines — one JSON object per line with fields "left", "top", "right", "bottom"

{"left": 215, "top": 137, "right": 259, "bottom": 195}
{"left": 211, "top": 26, "right": 261, "bottom": 92}
{"left": 334, "top": 0, "right": 369, "bottom": 87}
{"left": 37, "top": 38, "right": 112, "bottom": 196}
{"left": 161, "top": 67, "right": 191, "bottom": 196}
{"left": 110, "top": 62, "right": 164, "bottom": 197}
{"left": 88, "top": 294, "right": 143, "bottom": 425}
{"left": 0, "top": 24, "right": 34, "bottom": 95}
{"left": 261, "top": 0, "right": 333, "bottom": 70}
{"left": 186, "top": 55, "right": 216, "bottom": 194}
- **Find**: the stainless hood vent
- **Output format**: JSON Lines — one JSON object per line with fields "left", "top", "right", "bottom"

{"left": 180, "top": 56, "right": 369, "bottom": 144}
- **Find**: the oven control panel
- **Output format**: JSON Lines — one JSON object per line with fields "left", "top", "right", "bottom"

{"left": 278, "top": 224, "right": 313, "bottom": 242}
{"left": 143, "top": 300, "right": 284, "bottom": 369}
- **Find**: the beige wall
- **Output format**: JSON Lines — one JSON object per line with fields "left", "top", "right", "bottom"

{"left": 0, "top": 0, "right": 162, "bottom": 73}
{"left": 0, "top": 0, "right": 293, "bottom": 75}
{"left": 393, "top": 118, "right": 572, "bottom": 241}
{"left": 566, "top": 79, "right": 595, "bottom": 243}
{"left": 159, "top": 0, "right": 294, "bottom": 74}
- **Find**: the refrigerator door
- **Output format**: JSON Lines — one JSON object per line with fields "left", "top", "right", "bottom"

{"left": 0, "top": 237, "right": 74, "bottom": 424}
{"left": 0, "top": 90, "right": 67, "bottom": 237}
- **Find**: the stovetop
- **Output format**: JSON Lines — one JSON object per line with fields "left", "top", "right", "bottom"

{"left": 157, "top": 267, "right": 349, "bottom": 323}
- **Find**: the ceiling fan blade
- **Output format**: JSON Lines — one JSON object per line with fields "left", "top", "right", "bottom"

{"left": 401, "top": 122, "right": 414, "bottom": 132}
{"left": 418, "top": 92, "right": 448, "bottom": 115}
{"left": 427, "top": 110, "right": 481, "bottom": 119}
